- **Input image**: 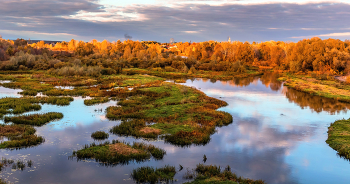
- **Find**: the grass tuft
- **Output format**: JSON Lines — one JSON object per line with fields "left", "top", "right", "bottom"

{"left": 91, "top": 131, "right": 109, "bottom": 140}
{"left": 131, "top": 165, "right": 176, "bottom": 184}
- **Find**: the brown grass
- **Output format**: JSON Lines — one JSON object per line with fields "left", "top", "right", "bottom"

{"left": 139, "top": 127, "right": 162, "bottom": 134}
{"left": 109, "top": 143, "right": 141, "bottom": 155}
{"left": 0, "top": 125, "right": 25, "bottom": 136}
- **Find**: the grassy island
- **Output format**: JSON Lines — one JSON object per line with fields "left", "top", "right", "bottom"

{"left": 0, "top": 124, "right": 44, "bottom": 149}
{"left": 108, "top": 82, "right": 232, "bottom": 146}
{"left": 91, "top": 131, "right": 109, "bottom": 140}
{"left": 0, "top": 96, "right": 73, "bottom": 118}
{"left": 72, "top": 140, "right": 166, "bottom": 165}
{"left": 4, "top": 112, "right": 63, "bottom": 126}
{"left": 326, "top": 118, "right": 350, "bottom": 159}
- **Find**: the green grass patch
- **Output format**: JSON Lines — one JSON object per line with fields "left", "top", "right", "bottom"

{"left": 326, "top": 118, "right": 350, "bottom": 160}
{"left": 131, "top": 165, "right": 177, "bottom": 184}
{"left": 151, "top": 123, "right": 194, "bottom": 135}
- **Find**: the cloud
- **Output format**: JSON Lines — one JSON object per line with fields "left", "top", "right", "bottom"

{"left": 0, "top": 1, "right": 349, "bottom": 42}
{"left": 291, "top": 32, "right": 350, "bottom": 39}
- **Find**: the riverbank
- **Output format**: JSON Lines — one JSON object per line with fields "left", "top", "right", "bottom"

{"left": 279, "top": 73, "right": 350, "bottom": 103}
{"left": 326, "top": 118, "right": 350, "bottom": 160}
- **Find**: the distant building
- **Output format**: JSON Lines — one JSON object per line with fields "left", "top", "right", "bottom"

{"left": 228, "top": 37, "right": 231, "bottom": 43}
{"left": 170, "top": 38, "right": 175, "bottom": 44}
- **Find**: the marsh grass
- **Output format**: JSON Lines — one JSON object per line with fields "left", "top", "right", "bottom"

{"left": 72, "top": 140, "right": 166, "bottom": 165}
{"left": 84, "top": 97, "right": 110, "bottom": 106}
{"left": 1, "top": 157, "right": 33, "bottom": 172}
{"left": 0, "top": 96, "right": 73, "bottom": 118}
{"left": 0, "top": 124, "right": 44, "bottom": 149}
{"left": 108, "top": 83, "right": 233, "bottom": 146}
{"left": 123, "top": 68, "right": 262, "bottom": 80}
{"left": 91, "top": 131, "right": 109, "bottom": 140}
{"left": 131, "top": 165, "right": 176, "bottom": 184}
{"left": 184, "top": 164, "right": 266, "bottom": 184}
{"left": 4, "top": 112, "right": 64, "bottom": 126}
{"left": 326, "top": 118, "right": 350, "bottom": 160}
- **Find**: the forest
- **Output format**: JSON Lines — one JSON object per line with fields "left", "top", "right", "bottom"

{"left": 0, "top": 37, "right": 349, "bottom": 76}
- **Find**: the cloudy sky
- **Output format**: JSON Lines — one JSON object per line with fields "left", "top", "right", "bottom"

{"left": 0, "top": 0, "right": 349, "bottom": 42}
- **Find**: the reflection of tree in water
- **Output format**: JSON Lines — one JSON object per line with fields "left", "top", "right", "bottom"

{"left": 222, "top": 72, "right": 284, "bottom": 90}
{"left": 260, "top": 72, "right": 283, "bottom": 92}
{"left": 283, "top": 87, "right": 350, "bottom": 114}
{"left": 223, "top": 77, "right": 257, "bottom": 87}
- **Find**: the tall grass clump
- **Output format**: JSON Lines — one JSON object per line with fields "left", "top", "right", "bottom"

{"left": 4, "top": 112, "right": 64, "bottom": 126}
{"left": 131, "top": 165, "right": 176, "bottom": 184}
{"left": 91, "top": 131, "right": 109, "bottom": 140}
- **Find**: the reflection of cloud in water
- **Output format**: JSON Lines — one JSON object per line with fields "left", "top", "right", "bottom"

{"left": 0, "top": 86, "right": 22, "bottom": 98}
{"left": 2, "top": 73, "right": 350, "bottom": 184}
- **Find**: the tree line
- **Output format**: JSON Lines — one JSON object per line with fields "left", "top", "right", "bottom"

{"left": 0, "top": 37, "right": 349, "bottom": 75}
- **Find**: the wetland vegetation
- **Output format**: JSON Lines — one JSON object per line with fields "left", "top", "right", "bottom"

{"left": 91, "top": 131, "right": 109, "bottom": 140}
{"left": 72, "top": 140, "right": 166, "bottom": 165}
{"left": 131, "top": 165, "right": 177, "bottom": 184}
{"left": 0, "top": 36, "right": 350, "bottom": 183}
{"left": 4, "top": 112, "right": 63, "bottom": 126}
{"left": 0, "top": 124, "right": 44, "bottom": 149}
{"left": 108, "top": 82, "right": 233, "bottom": 146}
{"left": 184, "top": 164, "right": 265, "bottom": 184}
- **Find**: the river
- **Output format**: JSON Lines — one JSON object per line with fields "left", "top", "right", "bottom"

{"left": 1, "top": 73, "right": 350, "bottom": 184}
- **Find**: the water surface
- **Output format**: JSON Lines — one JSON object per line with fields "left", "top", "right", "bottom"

{"left": 1, "top": 73, "right": 350, "bottom": 184}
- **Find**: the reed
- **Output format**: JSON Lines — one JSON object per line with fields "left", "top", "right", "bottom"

{"left": 1, "top": 157, "right": 33, "bottom": 172}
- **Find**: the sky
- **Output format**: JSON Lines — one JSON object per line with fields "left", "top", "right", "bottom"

{"left": 0, "top": 0, "right": 350, "bottom": 42}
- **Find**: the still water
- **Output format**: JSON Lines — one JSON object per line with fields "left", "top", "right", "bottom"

{"left": 1, "top": 73, "right": 350, "bottom": 184}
